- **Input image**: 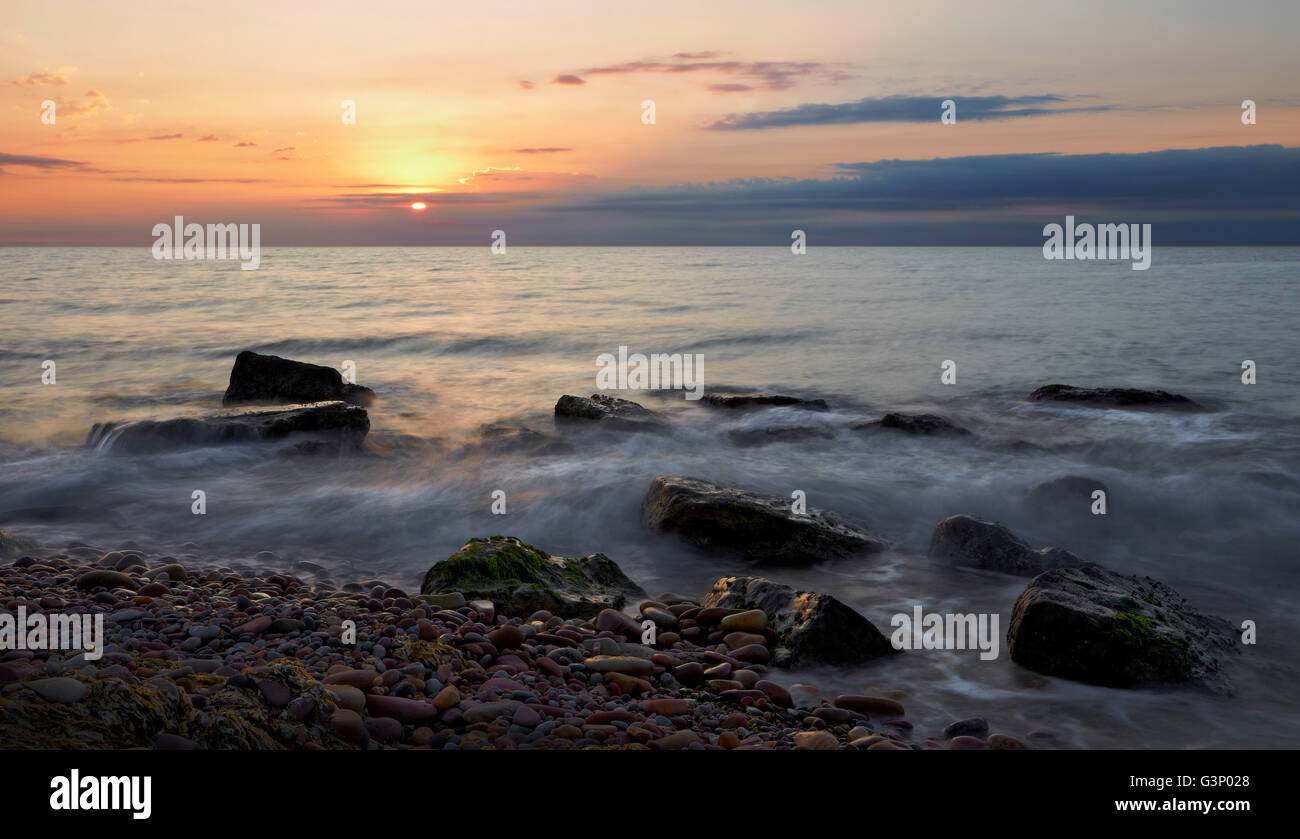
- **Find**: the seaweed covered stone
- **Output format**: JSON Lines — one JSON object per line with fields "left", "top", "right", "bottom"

{"left": 1007, "top": 564, "right": 1237, "bottom": 693}
{"left": 421, "top": 536, "right": 644, "bottom": 619}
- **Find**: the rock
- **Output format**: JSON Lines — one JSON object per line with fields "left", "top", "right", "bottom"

{"left": 1007, "top": 564, "right": 1237, "bottom": 692}
{"left": 487, "top": 625, "right": 525, "bottom": 651}
{"left": 641, "top": 476, "right": 889, "bottom": 564}
{"left": 640, "top": 698, "right": 693, "bottom": 716}
{"left": 74, "top": 570, "right": 139, "bottom": 592}
{"left": 649, "top": 731, "right": 701, "bottom": 750}
{"left": 87, "top": 402, "right": 369, "bottom": 453}
{"left": 701, "top": 393, "right": 828, "bottom": 411}
{"left": 640, "top": 607, "right": 678, "bottom": 629}
{"left": 604, "top": 672, "right": 652, "bottom": 694}
{"left": 0, "top": 530, "right": 38, "bottom": 559}
{"left": 554, "top": 394, "right": 663, "bottom": 431}
{"left": 727, "top": 426, "right": 836, "bottom": 447}
{"left": 432, "top": 685, "right": 460, "bottom": 710}
{"left": 833, "top": 695, "right": 904, "bottom": 716}
{"left": 256, "top": 679, "right": 292, "bottom": 707}
{"left": 987, "top": 733, "right": 1028, "bottom": 750}
{"left": 720, "top": 610, "right": 768, "bottom": 633}
{"left": 947, "top": 735, "right": 986, "bottom": 750}
{"left": 421, "top": 536, "right": 644, "bottom": 619}
{"left": 331, "top": 709, "right": 368, "bottom": 744}
{"left": 853, "top": 412, "right": 970, "bottom": 436}
{"left": 365, "top": 717, "right": 403, "bottom": 742}
{"left": 1028, "top": 384, "right": 1200, "bottom": 410}
{"left": 702, "top": 576, "right": 896, "bottom": 666}
{"left": 364, "top": 694, "right": 439, "bottom": 724}
{"left": 755, "top": 680, "right": 793, "bottom": 708}
{"left": 415, "top": 592, "right": 466, "bottom": 610}
{"left": 26, "top": 677, "right": 89, "bottom": 704}
{"left": 151, "top": 563, "right": 187, "bottom": 581}
{"left": 583, "top": 656, "right": 654, "bottom": 677}
{"left": 792, "top": 730, "right": 840, "bottom": 750}
{"left": 463, "top": 700, "right": 521, "bottom": 724}
{"left": 943, "top": 717, "right": 989, "bottom": 738}
{"left": 929, "top": 515, "right": 1085, "bottom": 576}
{"left": 222, "top": 350, "right": 373, "bottom": 406}
{"left": 1025, "top": 476, "right": 1110, "bottom": 520}
{"left": 323, "top": 684, "right": 366, "bottom": 712}
{"left": 232, "top": 616, "right": 273, "bottom": 635}
{"left": 478, "top": 423, "right": 572, "bottom": 456}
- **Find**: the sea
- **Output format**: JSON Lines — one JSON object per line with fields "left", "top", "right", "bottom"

{"left": 1, "top": 245, "right": 1297, "bottom": 748}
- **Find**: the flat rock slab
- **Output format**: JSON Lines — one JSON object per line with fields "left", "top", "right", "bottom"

{"left": 642, "top": 475, "right": 889, "bottom": 564}
{"left": 1007, "top": 563, "right": 1237, "bottom": 692}
{"left": 701, "top": 393, "right": 829, "bottom": 411}
{"left": 1029, "top": 384, "right": 1200, "bottom": 410}
{"left": 87, "top": 401, "right": 369, "bottom": 453}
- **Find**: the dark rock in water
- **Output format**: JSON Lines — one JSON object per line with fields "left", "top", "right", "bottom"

{"left": 701, "top": 575, "right": 896, "bottom": 666}
{"left": 554, "top": 394, "right": 663, "bottom": 431}
{"left": 420, "top": 536, "right": 645, "bottom": 619}
{"left": 0, "top": 529, "right": 39, "bottom": 559}
{"left": 943, "top": 717, "right": 989, "bottom": 738}
{"left": 223, "top": 350, "right": 374, "bottom": 406}
{"left": 642, "top": 476, "right": 889, "bottom": 564}
{"left": 853, "top": 412, "right": 970, "bottom": 436}
{"left": 87, "top": 402, "right": 369, "bottom": 453}
{"left": 701, "top": 393, "right": 828, "bottom": 411}
{"left": 1007, "top": 564, "right": 1237, "bottom": 692}
{"left": 1025, "top": 475, "right": 1110, "bottom": 520}
{"left": 1028, "top": 384, "right": 1199, "bottom": 409}
{"left": 727, "top": 426, "right": 836, "bottom": 447}
{"left": 930, "top": 514, "right": 1084, "bottom": 577}
{"left": 478, "top": 423, "right": 573, "bottom": 455}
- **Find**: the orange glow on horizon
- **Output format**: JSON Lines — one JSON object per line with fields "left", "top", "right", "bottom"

{"left": 410, "top": 202, "right": 427, "bottom": 211}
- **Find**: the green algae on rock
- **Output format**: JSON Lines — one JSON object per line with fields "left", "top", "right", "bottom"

{"left": 421, "top": 536, "right": 645, "bottom": 619}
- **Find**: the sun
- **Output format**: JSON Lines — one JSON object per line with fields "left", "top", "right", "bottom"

{"left": 410, "top": 202, "right": 427, "bottom": 211}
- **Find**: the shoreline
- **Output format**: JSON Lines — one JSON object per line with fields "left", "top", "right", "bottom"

{"left": 0, "top": 539, "right": 1027, "bottom": 750}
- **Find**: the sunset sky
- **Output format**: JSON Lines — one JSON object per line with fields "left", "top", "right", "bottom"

{"left": 2, "top": 0, "right": 1298, "bottom": 244}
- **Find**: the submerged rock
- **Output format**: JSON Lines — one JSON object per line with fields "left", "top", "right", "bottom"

{"left": 1028, "top": 384, "right": 1199, "bottom": 409}
{"left": 477, "top": 423, "right": 573, "bottom": 456}
{"left": 701, "top": 575, "right": 896, "bottom": 666}
{"left": 0, "top": 530, "right": 38, "bottom": 559}
{"left": 727, "top": 426, "right": 836, "bottom": 447}
{"left": 701, "top": 393, "right": 828, "bottom": 411}
{"left": 1025, "top": 475, "right": 1110, "bottom": 520}
{"left": 420, "top": 536, "right": 645, "bottom": 619}
{"left": 642, "top": 475, "right": 889, "bottom": 564}
{"left": 223, "top": 350, "right": 375, "bottom": 406}
{"left": 929, "top": 515, "right": 1084, "bottom": 577}
{"left": 87, "top": 401, "right": 369, "bottom": 453}
{"left": 554, "top": 394, "right": 663, "bottom": 431}
{"left": 853, "top": 412, "right": 970, "bottom": 436}
{"left": 1007, "top": 564, "right": 1237, "bottom": 692}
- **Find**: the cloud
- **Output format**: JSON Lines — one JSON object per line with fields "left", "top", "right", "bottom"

{"left": 197, "top": 134, "right": 220, "bottom": 142}
{"left": 557, "top": 145, "right": 1300, "bottom": 217}
{"left": 11, "top": 72, "right": 68, "bottom": 86}
{"left": 708, "top": 83, "right": 753, "bottom": 93}
{"left": 511, "top": 147, "right": 572, "bottom": 154}
{"left": 0, "top": 152, "right": 86, "bottom": 169}
{"left": 518, "top": 80, "right": 535, "bottom": 90}
{"left": 706, "top": 94, "right": 1115, "bottom": 130}
{"left": 577, "top": 55, "right": 847, "bottom": 91}
{"left": 54, "top": 90, "right": 111, "bottom": 118}
{"left": 552, "top": 74, "right": 585, "bottom": 85}
{"left": 111, "top": 132, "right": 184, "bottom": 143}
{"left": 234, "top": 141, "right": 257, "bottom": 147}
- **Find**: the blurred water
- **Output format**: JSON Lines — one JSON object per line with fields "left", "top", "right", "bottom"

{"left": 1, "top": 245, "right": 1297, "bottom": 747}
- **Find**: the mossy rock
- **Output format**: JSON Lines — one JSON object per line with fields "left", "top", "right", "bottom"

{"left": 421, "top": 536, "right": 644, "bottom": 620}
{"left": 1007, "top": 564, "right": 1236, "bottom": 692}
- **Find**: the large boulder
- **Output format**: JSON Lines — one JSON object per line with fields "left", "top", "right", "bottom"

{"left": 701, "top": 575, "right": 896, "bottom": 666}
{"left": 929, "top": 515, "right": 1083, "bottom": 577}
{"left": 87, "top": 402, "right": 369, "bottom": 453}
{"left": 853, "top": 412, "right": 970, "bottom": 436}
{"left": 1028, "top": 384, "right": 1199, "bottom": 409}
{"left": 1007, "top": 564, "right": 1237, "bottom": 693}
{"left": 701, "top": 393, "right": 828, "bottom": 411}
{"left": 554, "top": 394, "right": 663, "bottom": 431}
{"left": 223, "top": 351, "right": 375, "bottom": 406}
{"left": 420, "top": 536, "right": 645, "bottom": 619}
{"left": 642, "top": 476, "right": 889, "bottom": 564}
